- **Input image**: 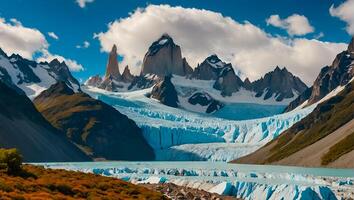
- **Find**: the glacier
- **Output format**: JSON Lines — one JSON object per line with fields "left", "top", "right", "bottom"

{"left": 84, "top": 86, "right": 315, "bottom": 161}
{"left": 36, "top": 161, "right": 354, "bottom": 200}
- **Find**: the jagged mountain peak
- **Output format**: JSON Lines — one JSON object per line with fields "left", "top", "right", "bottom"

{"left": 146, "top": 33, "right": 176, "bottom": 57}
{"left": 105, "top": 44, "right": 120, "bottom": 79}
{"left": 252, "top": 66, "right": 308, "bottom": 101}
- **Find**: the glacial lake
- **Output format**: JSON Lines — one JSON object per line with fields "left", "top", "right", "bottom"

{"left": 33, "top": 161, "right": 354, "bottom": 180}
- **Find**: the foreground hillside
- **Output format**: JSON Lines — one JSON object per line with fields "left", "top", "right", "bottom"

{"left": 0, "top": 165, "right": 165, "bottom": 199}
{"left": 233, "top": 80, "right": 354, "bottom": 167}
{"left": 0, "top": 80, "right": 89, "bottom": 162}
{"left": 34, "top": 82, "right": 155, "bottom": 161}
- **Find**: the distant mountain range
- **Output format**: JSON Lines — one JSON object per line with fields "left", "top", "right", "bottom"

{"left": 233, "top": 37, "right": 354, "bottom": 168}
{"left": 85, "top": 34, "right": 308, "bottom": 113}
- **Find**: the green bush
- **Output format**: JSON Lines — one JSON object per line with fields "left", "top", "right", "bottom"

{"left": 0, "top": 148, "right": 23, "bottom": 175}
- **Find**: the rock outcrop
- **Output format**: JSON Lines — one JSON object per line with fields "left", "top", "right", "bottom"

{"left": 213, "top": 65, "right": 244, "bottom": 96}
{"left": 188, "top": 92, "right": 224, "bottom": 113}
{"left": 34, "top": 82, "right": 155, "bottom": 161}
{"left": 141, "top": 34, "right": 190, "bottom": 77}
{"left": 251, "top": 66, "right": 308, "bottom": 101}
{"left": 0, "top": 80, "right": 89, "bottom": 162}
{"left": 151, "top": 75, "right": 179, "bottom": 108}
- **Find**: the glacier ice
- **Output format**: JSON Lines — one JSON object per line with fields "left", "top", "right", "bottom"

{"left": 84, "top": 86, "right": 315, "bottom": 161}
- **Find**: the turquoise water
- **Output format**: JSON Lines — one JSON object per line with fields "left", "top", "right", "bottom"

{"left": 34, "top": 161, "right": 354, "bottom": 178}
{"left": 213, "top": 103, "right": 286, "bottom": 120}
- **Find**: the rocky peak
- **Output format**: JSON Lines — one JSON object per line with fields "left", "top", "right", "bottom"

{"left": 150, "top": 75, "right": 179, "bottom": 108}
{"left": 105, "top": 44, "right": 121, "bottom": 80}
{"left": 122, "top": 65, "right": 135, "bottom": 83}
{"left": 85, "top": 75, "right": 102, "bottom": 87}
{"left": 243, "top": 78, "right": 252, "bottom": 90}
{"left": 252, "top": 66, "right": 308, "bottom": 101}
{"left": 48, "top": 59, "right": 81, "bottom": 91}
{"left": 141, "top": 34, "right": 188, "bottom": 77}
{"left": 348, "top": 37, "right": 354, "bottom": 52}
{"left": 192, "top": 54, "right": 229, "bottom": 80}
{"left": 146, "top": 34, "right": 175, "bottom": 56}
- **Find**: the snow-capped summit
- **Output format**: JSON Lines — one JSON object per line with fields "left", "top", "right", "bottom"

{"left": 251, "top": 66, "right": 308, "bottom": 102}
{"left": 141, "top": 34, "right": 192, "bottom": 77}
{"left": 85, "top": 75, "right": 102, "bottom": 87}
{"left": 192, "top": 54, "right": 229, "bottom": 80}
{"left": 0, "top": 48, "right": 80, "bottom": 99}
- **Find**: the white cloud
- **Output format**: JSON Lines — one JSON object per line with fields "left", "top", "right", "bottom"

{"left": 95, "top": 5, "right": 346, "bottom": 85}
{"left": 330, "top": 0, "right": 354, "bottom": 35}
{"left": 76, "top": 41, "right": 90, "bottom": 48}
{"left": 0, "top": 17, "right": 84, "bottom": 72}
{"left": 38, "top": 50, "right": 84, "bottom": 72}
{"left": 76, "top": 0, "right": 94, "bottom": 8}
{"left": 48, "top": 32, "right": 59, "bottom": 40}
{"left": 266, "top": 14, "right": 315, "bottom": 36}
{"left": 0, "top": 17, "right": 48, "bottom": 59}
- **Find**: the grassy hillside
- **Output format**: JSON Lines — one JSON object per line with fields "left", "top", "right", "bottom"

{"left": 34, "top": 82, "right": 155, "bottom": 160}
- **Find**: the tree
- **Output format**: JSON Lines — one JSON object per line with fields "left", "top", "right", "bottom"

{"left": 0, "top": 148, "right": 23, "bottom": 175}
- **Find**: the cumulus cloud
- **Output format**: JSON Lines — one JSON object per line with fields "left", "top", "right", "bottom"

{"left": 266, "top": 14, "right": 315, "bottom": 36}
{"left": 330, "top": 0, "right": 354, "bottom": 35}
{"left": 48, "top": 32, "right": 59, "bottom": 40}
{"left": 76, "top": 0, "right": 94, "bottom": 8}
{"left": 0, "top": 17, "right": 84, "bottom": 72}
{"left": 0, "top": 17, "right": 48, "bottom": 59}
{"left": 95, "top": 5, "right": 346, "bottom": 85}
{"left": 38, "top": 50, "right": 84, "bottom": 72}
{"left": 76, "top": 41, "right": 90, "bottom": 48}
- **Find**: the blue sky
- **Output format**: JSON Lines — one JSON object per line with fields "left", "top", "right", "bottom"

{"left": 0, "top": 0, "right": 352, "bottom": 84}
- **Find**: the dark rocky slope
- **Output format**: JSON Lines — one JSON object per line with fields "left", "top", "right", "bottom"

{"left": 151, "top": 76, "right": 179, "bottom": 108}
{"left": 0, "top": 81, "right": 89, "bottom": 162}
{"left": 34, "top": 82, "right": 155, "bottom": 161}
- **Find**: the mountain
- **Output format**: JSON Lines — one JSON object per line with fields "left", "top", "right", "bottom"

{"left": 141, "top": 34, "right": 192, "bottom": 77}
{"left": 85, "top": 75, "right": 102, "bottom": 87}
{"left": 98, "top": 44, "right": 125, "bottom": 91}
{"left": 122, "top": 65, "right": 135, "bottom": 82}
{"left": 285, "top": 37, "right": 354, "bottom": 111}
{"left": 150, "top": 75, "right": 179, "bottom": 108}
{"left": 251, "top": 66, "right": 308, "bottom": 101}
{"left": 192, "top": 55, "right": 229, "bottom": 80}
{"left": 0, "top": 48, "right": 80, "bottom": 99}
{"left": 233, "top": 80, "right": 354, "bottom": 168}
{"left": 104, "top": 44, "right": 121, "bottom": 80}
{"left": 33, "top": 82, "right": 155, "bottom": 161}
{"left": 0, "top": 80, "right": 89, "bottom": 162}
